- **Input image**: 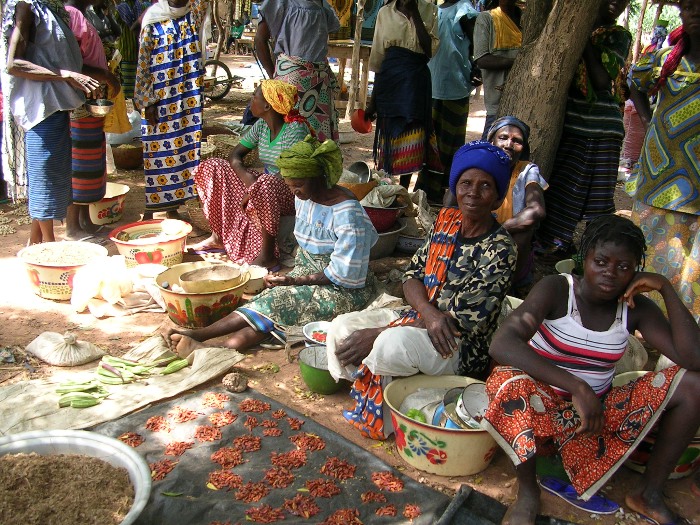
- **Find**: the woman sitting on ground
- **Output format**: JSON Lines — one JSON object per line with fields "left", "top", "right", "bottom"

{"left": 191, "top": 80, "right": 310, "bottom": 269}
{"left": 329, "top": 141, "right": 516, "bottom": 440}
{"left": 168, "top": 136, "right": 378, "bottom": 357}
{"left": 487, "top": 116, "right": 547, "bottom": 295}
{"left": 482, "top": 215, "right": 700, "bottom": 525}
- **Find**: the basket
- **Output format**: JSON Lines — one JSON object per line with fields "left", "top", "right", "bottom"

{"left": 185, "top": 198, "right": 212, "bottom": 233}
{"left": 338, "top": 180, "right": 378, "bottom": 201}
{"left": 200, "top": 141, "right": 216, "bottom": 161}
{"left": 112, "top": 141, "right": 143, "bottom": 170}
{"left": 207, "top": 134, "right": 262, "bottom": 168}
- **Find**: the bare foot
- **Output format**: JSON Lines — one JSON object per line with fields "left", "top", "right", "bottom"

{"left": 79, "top": 207, "right": 99, "bottom": 234}
{"left": 625, "top": 492, "right": 689, "bottom": 525}
{"left": 170, "top": 333, "right": 206, "bottom": 360}
{"left": 189, "top": 233, "right": 225, "bottom": 252}
{"left": 502, "top": 490, "right": 540, "bottom": 525}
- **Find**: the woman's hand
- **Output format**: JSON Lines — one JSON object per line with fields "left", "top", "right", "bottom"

{"left": 145, "top": 105, "right": 158, "bottom": 127}
{"left": 264, "top": 274, "right": 295, "bottom": 288}
{"left": 63, "top": 70, "right": 101, "bottom": 95}
{"left": 570, "top": 380, "right": 604, "bottom": 436}
{"left": 621, "top": 272, "right": 668, "bottom": 308}
{"left": 422, "top": 308, "right": 460, "bottom": 359}
{"left": 335, "top": 327, "right": 385, "bottom": 367}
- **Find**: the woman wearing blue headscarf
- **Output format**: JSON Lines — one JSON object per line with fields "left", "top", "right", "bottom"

{"left": 329, "top": 141, "right": 517, "bottom": 440}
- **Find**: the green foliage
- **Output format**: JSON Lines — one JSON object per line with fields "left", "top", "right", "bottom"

{"left": 626, "top": 1, "right": 682, "bottom": 41}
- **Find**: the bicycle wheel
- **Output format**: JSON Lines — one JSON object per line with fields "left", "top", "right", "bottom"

{"left": 203, "top": 59, "right": 232, "bottom": 101}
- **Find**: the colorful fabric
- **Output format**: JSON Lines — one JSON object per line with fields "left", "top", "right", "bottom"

{"left": 119, "top": 61, "right": 137, "bottom": 99}
{"left": 448, "top": 140, "right": 511, "bottom": 198}
{"left": 277, "top": 135, "right": 344, "bottom": 188}
{"left": 71, "top": 116, "right": 107, "bottom": 204}
{"left": 428, "top": 97, "right": 469, "bottom": 200}
{"left": 482, "top": 365, "right": 684, "bottom": 500}
{"left": 532, "top": 274, "right": 629, "bottom": 397}
{"left": 292, "top": 197, "right": 377, "bottom": 288}
{"left": 489, "top": 6, "right": 521, "bottom": 50}
{"left": 136, "top": 0, "right": 207, "bottom": 211}
{"left": 234, "top": 247, "right": 376, "bottom": 342}
{"left": 65, "top": 5, "right": 108, "bottom": 70}
{"left": 494, "top": 160, "right": 548, "bottom": 224}
{"left": 626, "top": 48, "right": 700, "bottom": 215}
{"left": 194, "top": 159, "right": 295, "bottom": 263}
{"left": 238, "top": 119, "right": 309, "bottom": 175}
{"left": 345, "top": 207, "right": 516, "bottom": 439}
{"left": 274, "top": 53, "right": 339, "bottom": 143}
{"left": 116, "top": 0, "right": 148, "bottom": 61}
{"left": 26, "top": 111, "right": 72, "bottom": 220}
{"left": 536, "top": 132, "right": 622, "bottom": 251}
{"left": 631, "top": 200, "right": 700, "bottom": 322}
{"left": 260, "top": 79, "right": 298, "bottom": 116}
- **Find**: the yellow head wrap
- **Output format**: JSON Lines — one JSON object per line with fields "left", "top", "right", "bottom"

{"left": 260, "top": 79, "right": 298, "bottom": 116}
{"left": 277, "top": 135, "right": 344, "bottom": 188}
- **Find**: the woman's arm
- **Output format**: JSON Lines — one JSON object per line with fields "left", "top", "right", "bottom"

{"left": 403, "top": 0, "right": 432, "bottom": 58}
{"left": 228, "top": 143, "right": 257, "bottom": 187}
{"left": 628, "top": 82, "right": 653, "bottom": 131}
{"left": 581, "top": 39, "right": 612, "bottom": 92}
{"left": 502, "top": 183, "right": 546, "bottom": 234}
{"left": 133, "top": 23, "right": 157, "bottom": 115}
{"left": 254, "top": 20, "right": 276, "bottom": 78}
{"left": 624, "top": 273, "right": 700, "bottom": 371}
{"left": 404, "top": 277, "right": 460, "bottom": 357}
{"left": 490, "top": 276, "right": 606, "bottom": 435}
{"left": 6, "top": 3, "right": 99, "bottom": 94}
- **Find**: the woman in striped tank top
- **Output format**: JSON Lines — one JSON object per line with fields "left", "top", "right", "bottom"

{"left": 482, "top": 215, "right": 700, "bottom": 525}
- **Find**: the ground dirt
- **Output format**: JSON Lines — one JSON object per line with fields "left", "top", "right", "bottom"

{"left": 0, "top": 53, "right": 697, "bottom": 524}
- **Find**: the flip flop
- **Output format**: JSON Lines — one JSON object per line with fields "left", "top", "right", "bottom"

{"left": 539, "top": 476, "right": 620, "bottom": 515}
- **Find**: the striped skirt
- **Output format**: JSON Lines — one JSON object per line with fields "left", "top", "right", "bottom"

{"left": 536, "top": 131, "right": 622, "bottom": 252}
{"left": 120, "top": 60, "right": 137, "bottom": 100}
{"left": 26, "top": 111, "right": 72, "bottom": 220}
{"left": 274, "top": 54, "right": 339, "bottom": 143}
{"left": 71, "top": 116, "right": 107, "bottom": 204}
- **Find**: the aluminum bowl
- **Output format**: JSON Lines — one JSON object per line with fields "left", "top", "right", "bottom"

{"left": 85, "top": 99, "right": 114, "bottom": 117}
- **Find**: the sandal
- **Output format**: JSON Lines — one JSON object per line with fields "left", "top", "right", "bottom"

{"left": 539, "top": 476, "right": 619, "bottom": 514}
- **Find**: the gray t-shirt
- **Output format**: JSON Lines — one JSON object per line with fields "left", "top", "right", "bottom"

{"left": 260, "top": 0, "right": 340, "bottom": 63}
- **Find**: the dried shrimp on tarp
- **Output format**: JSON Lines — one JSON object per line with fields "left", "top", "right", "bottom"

{"left": 150, "top": 459, "right": 177, "bottom": 481}
{"left": 208, "top": 470, "right": 243, "bottom": 490}
{"left": 244, "top": 415, "right": 259, "bottom": 431}
{"left": 289, "top": 432, "right": 325, "bottom": 451}
{"left": 361, "top": 490, "right": 387, "bottom": 503}
{"left": 376, "top": 504, "right": 398, "bottom": 516}
{"left": 235, "top": 481, "right": 270, "bottom": 503}
{"left": 145, "top": 415, "right": 171, "bottom": 433}
{"left": 271, "top": 409, "right": 287, "bottom": 419}
{"left": 164, "top": 441, "right": 194, "bottom": 456}
{"left": 371, "top": 470, "right": 404, "bottom": 492}
{"left": 305, "top": 478, "right": 341, "bottom": 498}
{"left": 194, "top": 425, "right": 222, "bottom": 442}
{"left": 202, "top": 392, "right": 230, "bottom": 409}
{"left": 403, "top": 503, "right": 422, "bottom": 519}
{"left": 264, "top": 466, "right": 295, "bottom": 488}
{"left": 263, "top": 428, "right": 283, "bottom": 437}
{"left": 118, "top": 431, "right": 144, "bottom": 447}
{"left": 261, "top": 419, "right": 278, "bottom": 428}
{"left": 233, "top": 435, "right": 261, "bottom": 452}
{"left": 210, "top": 447, "right": 244, "bottom": 469}
{"left": 320, "top": 508, "right": 363, "bottom": 525}
{"left": 283, "top": 494, "right": 320, "bottom": 518}
{"left": 167, "top": 405, "right": 200, "bottom": 423}
{"left": 245, "top": 504, "right": 285, "bottom": 523}
{"left": 239, "top": 398, "right": 271, "bottom": 413}
{"left": 270, "top": 449, "right": 307, "bottom": 469}
{"left": 208, "top": 410, "right": 237, "bottom": 427}
{"left": 320, "top": 457, "right": 356, "bottom": 480}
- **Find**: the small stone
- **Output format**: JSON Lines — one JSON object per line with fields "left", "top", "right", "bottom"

{"left": 222, "top": 372, "right": 248, "bottom": 393}
{"left": 161, "top": 281, "right": 170, "bottom": 289}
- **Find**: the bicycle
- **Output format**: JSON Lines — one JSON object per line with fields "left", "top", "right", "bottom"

{"left": 202, "top": 59, "right": 245, "bottom": 101}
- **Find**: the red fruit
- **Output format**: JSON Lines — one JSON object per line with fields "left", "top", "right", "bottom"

{"left": 134, "top": 249, "right": 164, "bottom": 264}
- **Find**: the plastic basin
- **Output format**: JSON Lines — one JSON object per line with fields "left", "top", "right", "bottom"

{"left": 298, "top": 345, "right": 343, "bottom": 395}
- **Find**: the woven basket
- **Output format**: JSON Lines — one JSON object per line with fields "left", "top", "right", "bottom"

{"left": 207, "top": 134, "right": 262, "bottom": 168}
{"left": 112, "top": 141, "right": 143, "bottom": 170}
{"left": 185, "top": 198, "right": 212, "bottom": 233}
{"left": 200, "top": 141, "right": 216, "bottom": 161}
{"left": 338, "top": 180, "right": 378, "bottom": 201}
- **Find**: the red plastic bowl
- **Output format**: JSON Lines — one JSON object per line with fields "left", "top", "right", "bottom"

{"left": 351, "top": 109, "right": 373, "bottom": 134}
{"left": 363, "top": 205, "right": 406, "bottom": 233}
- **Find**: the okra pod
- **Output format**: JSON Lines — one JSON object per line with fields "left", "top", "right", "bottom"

{"left": 160, "top": 358, "right": 190, "bottom": 375}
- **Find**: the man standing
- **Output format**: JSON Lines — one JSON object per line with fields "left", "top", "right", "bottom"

{"left": 473, "top": 0, "right": 521, "bottom": 138}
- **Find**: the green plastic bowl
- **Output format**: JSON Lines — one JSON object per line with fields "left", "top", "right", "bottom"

{"left": 298, "top": 345, "right": 343, "bottom": 395}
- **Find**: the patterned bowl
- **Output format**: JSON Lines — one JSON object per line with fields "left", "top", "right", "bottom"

{"left": 17, "top": 241, "right": 108, "bottom": 301}
{"left": 363, "top": 205, "right": 406, "bottom": 233}
{"left": 89, "top": 182, "right": 130, "bottom": 226}
{"left": 155, "top": 262, "right": 250, "bottom": 328}
{"left": 384, "top": 375, "right": 498, "bottom": 477}
{"left": 110, "top": 219, "right": 192, "bottom": 268}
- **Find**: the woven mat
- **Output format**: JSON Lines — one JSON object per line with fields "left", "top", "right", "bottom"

{"left": 93, "top": 386, "right": 451, "bottom": 524}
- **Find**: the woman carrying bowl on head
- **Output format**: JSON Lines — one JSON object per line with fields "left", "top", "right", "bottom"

{"left": 487, "top": 116, "right": 547, "bottom": 296}
{"left": 190, "top": 80, "right": 310, "bottom": 270}
{"left": 166, "top": 136, "right": 378, "bottom": 358}
{"left": 327, "top": 141, "right": 516, "bottom": 440}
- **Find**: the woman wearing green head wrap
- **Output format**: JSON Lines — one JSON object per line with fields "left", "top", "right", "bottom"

{"left": 166, "top": 136, "right": 379, "bottom": 357}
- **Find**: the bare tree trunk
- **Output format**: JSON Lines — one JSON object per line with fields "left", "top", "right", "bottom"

{"left": 632, "top": 0, "right": 650, "bottom": 62}
{"left": 345, "top": 0, "right": 367, "bottom": 120}
{"left": 621, "top": 5, "right": 630, "bottom": 30}
{"left": 651, "top": 1, "right": 664, "bottom": 29}
{"left": 212, "top": 0, "right": 226, "bottom": 61}
{"left": 521, "top": 0, "right": 553, "bottom": 44}
{"left": 497, "top": 0, "right": 604, "bottom": 180}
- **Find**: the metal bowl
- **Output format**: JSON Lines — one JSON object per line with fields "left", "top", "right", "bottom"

{"left": 85, "top": 99, "right": 114, "bottom": 117}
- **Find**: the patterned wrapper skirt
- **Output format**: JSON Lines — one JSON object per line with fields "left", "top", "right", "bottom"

{"left": 120, "top": 61, "right": 137, "bottom": 100}
{"left": 631, "top": 200, "right": 700, "bottom": 321}
{"left": 235, "top": 249, "right": 375, "bottom": 343}
{"left": 481, "top": 365, "right": 684, "bottom": 500}
{"left": 194, "top": 158, "right": 295, "bottom": 263}
{"left": 71, "top": 116, "right": 107, "bottom": 204}
{"left": 274, "top": 53, "right": 339, "bottom": 143}
{"left": 26, "top": 111, "right": 72, "bottom": 220}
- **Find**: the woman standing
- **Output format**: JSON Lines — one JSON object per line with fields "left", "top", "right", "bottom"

{"left": 115, "top": 0, "right": 149, "bottom": 100}
{"left": 191, "top": 80, "right": 310, "bottom": 269}
{"left": 535, "top": 0, "right": 631, "bottom": 260}
{"left": 166, "top": 136, "right": 378, "bottom": 358}
{"left": 135, "top": 0, "right": 209, "bottom": 219}
{"left": 426, "top": 0, "right": 478, "bottom": 203}
{"left": 365, "top": 0, "right": 440, "bottom": 189}
{"left": 2, "top": 0, "right": 99, "bottom": 244}
{"left": 64, "top": 0, "right": 121, "bottom": 238}
{"left": 255, "top": 0, "right": 340, "bottom": 142}
{"left": 627, "top": 0, "right": 700, "bottom": 323}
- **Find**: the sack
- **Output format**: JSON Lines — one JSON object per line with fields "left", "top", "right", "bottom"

{"left": 26, "top": 332, "right": 105, "bottom": 367}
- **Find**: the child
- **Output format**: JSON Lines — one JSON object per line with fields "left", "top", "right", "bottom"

{"left": 226, "top": 19, "right": 245, "bottom": 55}
{"left": 482, "top": 215, "right": 700, "bottom": 525}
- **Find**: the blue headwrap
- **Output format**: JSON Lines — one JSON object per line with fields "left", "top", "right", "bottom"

{"left": 449, "top": 141, "right": 512, "bottom": 199}
{"left": 486, "top": 116, "right": 531, "bottom": 161}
